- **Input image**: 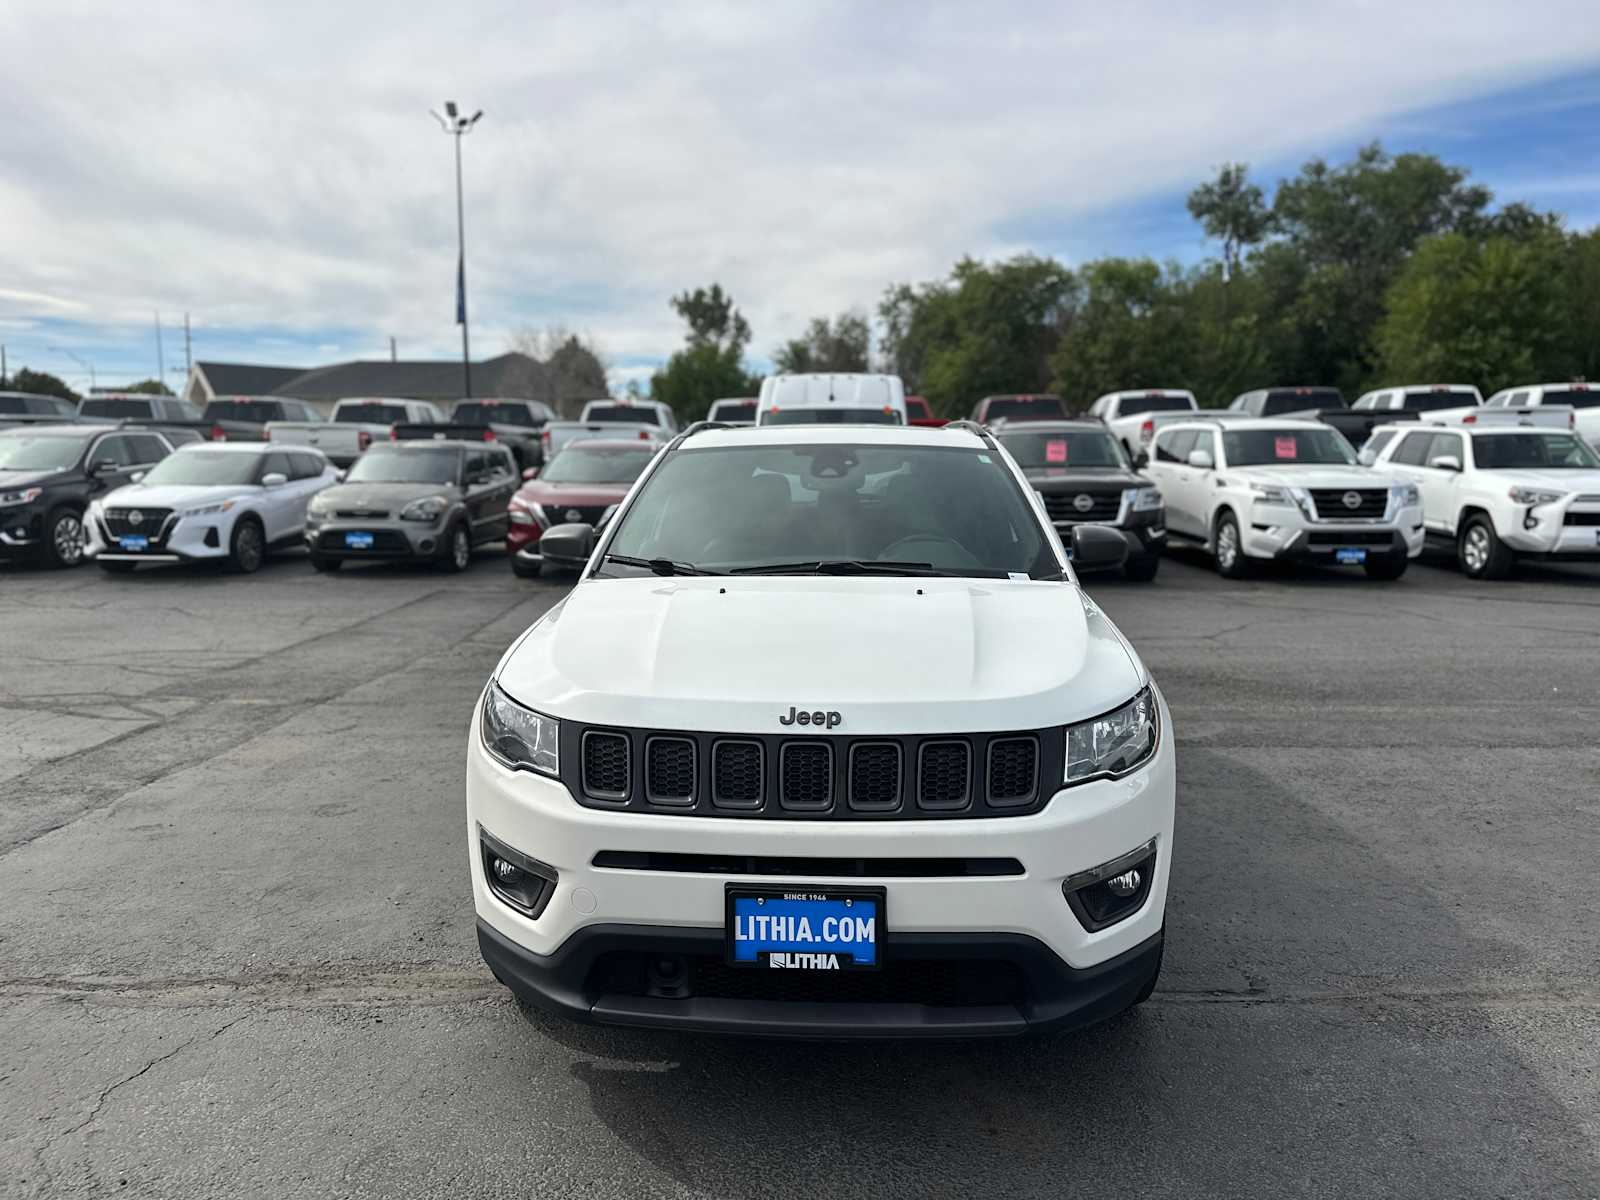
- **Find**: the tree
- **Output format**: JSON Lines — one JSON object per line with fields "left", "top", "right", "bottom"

{"left": 773, "top": 311, "right": 871, "bottom": 374}
{"left": 1186, "top": 163, "right": 1271, "bottom": 277}
{"left": 670, "top": 284, "right": 751, "bottom": 355}
{"left": 119, "top": 379, "right": 173, "bottom": 395}
{"left": 509, "top": 325, "right": 610, "bottom": 416}
{"left": 649, "top": 284, "right": 759, "bottom": 422}
{"left": 10, "top": 368, "right": 78, "bottom": 402}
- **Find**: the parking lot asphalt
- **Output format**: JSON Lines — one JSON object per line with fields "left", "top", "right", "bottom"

{"left": 1, "top": 547, "right": 1597, "bottom": 1199}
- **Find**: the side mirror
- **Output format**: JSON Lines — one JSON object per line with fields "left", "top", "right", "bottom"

{"left": 538, "top": 522, "right": 596, "bottom": 565}
{"left": 1357, "top": 449, "right": 1378, "bottom": 467}
{"left": 262, "top": 472, "right": 288, "bottom": 487}
{"left": 1132, "top": 449, "right": 1150, "bottom": 469}
{"left": 522, "top": 466, "right": 540, "bottom": 481}
{"left": 1068, "top": 524, "right": 1130, "bottom": 571}
{"left": 335, "top": 469, "right": 347, "bottom": 482}
{"left": 90, "top": 459, "right": 120, "bottom": 476}
{"left": 1427, "top": 455, "right": 1462, "bottom": 472}
{"left": 1187, "top": 448, "right": 1214, "bottom": 469}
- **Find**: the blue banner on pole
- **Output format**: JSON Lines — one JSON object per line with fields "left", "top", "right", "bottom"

{"left": 455, "top": 252, "right": 466, "bottom": 325}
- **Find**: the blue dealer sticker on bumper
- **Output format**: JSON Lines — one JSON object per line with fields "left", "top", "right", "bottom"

{"left": 345, "top": 531, "right": 375, "bottom": 549}
{"left": 118, "top": 535, "right": 149, "bottom": 552}
{"left": 728, "top": 890, "right": 882, "bottom": 969}
{"left": 1334, "top": 547, "right": 1368, "bottom": 565}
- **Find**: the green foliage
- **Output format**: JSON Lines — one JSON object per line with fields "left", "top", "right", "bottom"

{"left": 1186, "top": 163, "right": 1271, "bottom": 275}
{"left": 10, "top": 368, "right": 78, "bottom": 402}
{"left": 650, "top": 283, "right": 759, "bottom": 421}
{"left": 671, "top": 284, "right": 751, "bottom": 355}
{"left": 773, "top": 312, "right": 870, "bottom": 374}
{"left": 119, "top": 379, "right": 174, "bottom": 395}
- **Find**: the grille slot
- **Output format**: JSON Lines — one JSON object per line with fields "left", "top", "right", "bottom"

{"left": 1307, "top": 488, "right": 1388, "bottom": 520}
{"left": 103, "top": 507, "right": 174, "bottom": 538}
{"left": 917, "top": 741, "right": 971, "bottom": 811}
{"left": 711, "top": 740, "right": 764, "bottom": 809}
{"left": 591, "top": 851, "right": 1024, "bottom": 877}
{"left": 986, "top": 737, "right": 1039, "bottom": 807}
{"left": 1564, "top": 511, "right": 1600, "bottom": 526}
{"left": 848, "top": 743, "right": 902, "bottom": 812}
{"left": 581, "top": 731, "right": 630, "bottom": 802}
{"left": 1040, "top": 490, "right": 1122, "bottom": 523}
{"left": 1305, "top": 531, "right": 1395, "bottom": 547}
{"left": 780, "top": 743, "right": 834, "bottom": 811}
{"left": 644, "top": 736, "right": 695, "bottom": 805}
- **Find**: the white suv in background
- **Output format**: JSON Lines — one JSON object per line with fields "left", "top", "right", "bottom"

{"left": 1140, "top": 418, "right": 1423, "bottom": 579}
{"left": 1367, "top": 418, "right": 1600, "bottom": 579}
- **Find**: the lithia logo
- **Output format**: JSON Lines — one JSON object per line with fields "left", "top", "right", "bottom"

{"left": 779, "top": 706, "right": 842, "bottom": 729}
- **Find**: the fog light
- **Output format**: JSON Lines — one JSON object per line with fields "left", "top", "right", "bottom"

{"left": 419, "top": 538, "right": 435, "bottom": 553}
{"left": 1063, "top": 839, "right": 1157, "bottom": 932}
{"left": 479, "top": 825, "right": 558, "bottom": 919}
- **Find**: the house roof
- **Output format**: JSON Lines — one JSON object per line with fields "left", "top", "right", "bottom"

{"left": 270, "top": 353, "right": 548, "bottom": 402}
{"left": 196, "top": 362, "right": 310, "bottom": 397}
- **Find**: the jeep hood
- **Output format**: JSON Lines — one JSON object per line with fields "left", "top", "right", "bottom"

{"left": 494, "top": 576, "right": 1146, "bottom": 735}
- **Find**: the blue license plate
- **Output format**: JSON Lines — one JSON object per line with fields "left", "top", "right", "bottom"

{"left": 118, "top": 535, "right": 149, "bottom": 552}
{"left": 727, "top": 888, "right": 883, "bottom": 969}
{"left": 345, "top": 532, "right": 375, "bottom": 550}
{"left": 1334, "top": 547, "right": 1367, "bottom": 565}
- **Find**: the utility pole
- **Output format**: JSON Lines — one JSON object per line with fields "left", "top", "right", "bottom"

{"left": 390, "top": 336, "right": 397, "bottom": 363}
{"left": 183, "top": 312, "right": 192, "bottom": 377}
{"left": 1, "top": 344, "right": 7, "bottom": 387}
{"left": 431, "top": 102, "right": 483, "bottom": 398}
{"left": 154, "top": 310, "right": 165, "bottom": 384}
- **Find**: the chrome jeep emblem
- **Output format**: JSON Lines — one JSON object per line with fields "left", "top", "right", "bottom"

{"left": 1073, "top": 493, "right": 1095, "bottom": 513}
{"left": 128, "top": 510, "right": 144, "bottom": 526}
{"left": 1341, "top": 491, "right": 1362, "bottom": 510}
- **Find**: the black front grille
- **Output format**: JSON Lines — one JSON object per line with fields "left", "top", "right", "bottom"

{"left": 712, "top": 741, "right": 764, "bottom": 809}
{"left": 335, "top": 508, "right": 390, "bottom": 519}
{"left": 1308, "top": 488, "right": 1388, "bottom": 519}
{"left": 1305, "top": 531, "right": 1395, "bottom": 547}
{"left": 582, "top": 731, "right": 630, "bottom": 801}
{"left": 103, "top": 507, "right": 173, "bottom": 538}
{"left": 780, "top": 743, "right": 833, "bottom": 811}
{"left": 645, "top": 737, "right": 695, "bottom": 804}
{"left": 918, "top": 741, "right": 971, "bottom": 811}
{"left": 849, "top": 743, "right": 902, "bottom": 811}
{"left": 591, "top": 851, "right": 1023, "bottom": 877}
{"left": 1040, "top": 490, "right": 1122, "bottom": 523}
{"left": 546, "top": 503, "right": 610, "bottom": 525}
{"left": 1564, "top": 511, "right": 1600, "bottom": 526}
{"left": 987, "top": 737, "right": 1039, "bottom": 806}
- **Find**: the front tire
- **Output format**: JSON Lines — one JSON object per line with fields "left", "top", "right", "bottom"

{"left": 1458, "top": 514, "right": 1513, "bottom": 580}
{"left": 228, "top": 517, "right": 265, "bottom": 574}
{"left": 309, "top": 554, "right": 342, "bottom": 573}
{"left": 43, "top": 507, "right": 86, "bottom": 568}
{"left": 510, "top": 552, "right": 542, "bottom": 579}
{"left": 1364, "top": 557, "right": 1408, "bottom": 581}
{"left": 438, "top": 522, "right": 471, "bottom": 573}
{"left": 1123, "top": 550, "right": 1160, "bottom": 582}
{"left": 1212, "top": 511, "right": 1248, "bottom": 578}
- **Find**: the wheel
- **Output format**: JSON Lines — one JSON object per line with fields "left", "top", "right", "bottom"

{"left": 1363, "top": 556, "right": 1407, "bottom": 581}
{"left": 309, "top": 554, "right": 342, "bottom": 573}
{"left": 97, "top": 560, "right": 138, "bottom": 574}
{"left": 1458, "top": 514, "right": 1513, "bottom": 580}
{"left": 1128, "top": 939, "right": 1164, "bottom": 1008}
{"left": 510, "top": 553, "right": 542, "bottom": 579}
{"left": 43, "top": 507, "right": 86, "bottom": 568}
{"left": 437, "top": 522, "right": 471, "bottom": 573}
{"left": 1212, "top": 511, "right": 1248, "bottom": 578}
{"left": 228, "top": 517, "right": 265, "bottom": 574}
{"left": 1123, "top": 551, "right": 1160, "bottom": 582}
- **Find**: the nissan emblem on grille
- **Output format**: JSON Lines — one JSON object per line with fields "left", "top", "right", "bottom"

{"left": 1342, "top": 491, "right": 1362, "bottom": 510}
{"left": 128, "top": 510, "right": 144, "bottom": 526}
{"left": 1073, "top": 494, "right": 1095, "bottom": 513}
{"left": 565, "top": 508, "right": 582, "bottom": 522}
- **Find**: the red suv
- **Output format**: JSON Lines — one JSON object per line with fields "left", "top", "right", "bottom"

{"left": 507, "top": 439, "right": 659, "bottom": 578}
{"left": 970, "top": 394, "right": 1069, "bottom": 424}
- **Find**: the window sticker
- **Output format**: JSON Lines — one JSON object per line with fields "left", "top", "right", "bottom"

{"left": 1274, "top": 435, "right": 1298, "bottom": 460}
{"left": 1045, "top": 439, "right": 1068, "bottom": 464}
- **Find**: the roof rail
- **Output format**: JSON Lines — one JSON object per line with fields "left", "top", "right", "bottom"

{"left": 942, "top": 419, "right": 997, "bottom": 447}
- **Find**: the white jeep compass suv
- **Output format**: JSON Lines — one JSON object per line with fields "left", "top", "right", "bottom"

{"left": 466, "top": 420, "right": 1174, "bottom": 1037}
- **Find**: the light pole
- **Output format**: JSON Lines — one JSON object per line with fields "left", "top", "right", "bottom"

{"left": 431, "top": 101, "right": 483, "bottom": 398}
{"left": 54, "top": 347, "right": 95, "bottom": 391}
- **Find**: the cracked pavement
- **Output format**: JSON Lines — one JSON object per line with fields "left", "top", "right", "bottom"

{"left": 1, "top": 548, "right": 1597, "bottom": 1198}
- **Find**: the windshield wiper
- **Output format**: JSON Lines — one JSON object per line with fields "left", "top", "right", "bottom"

{"left": 730, "top": 559, "right": 938, "bottom": 576}
{"left": 602, "top": 553, "right": 723, "bottom": 577}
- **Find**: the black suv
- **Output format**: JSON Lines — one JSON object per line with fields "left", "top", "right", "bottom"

{"left": 992, "top": 420, "right": 1166, "bottom": 581}
{"left": 0, "top": 424, "right": 177, "bottom": 567}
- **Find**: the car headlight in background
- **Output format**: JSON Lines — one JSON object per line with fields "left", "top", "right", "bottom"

{"left": 508, "top": 499, "right": 545, "bottom": 527}
{"left": 399, "top": 495, "right": 449, "bottom": 522}
{"left": 0, "top": 486, "right": 43, "bottom": 507}
{"left": 1065, "top": 687, "right": 1158, "bottom": 784}
{"left": 1128, "top": 486, "right": 1163, "bottom": 511}
{"left": 1393, "top": 483, "right": 1421, "bottom": 507}
{"left": 480, "top": 684, "right": 560, "bottom": 776}
{"left": 1249, "top": 482, "right": 1293, "bottom": 504}
{"left": 307, "top": 496, "right": 332, "bottom": 518}
{"left": 181, "top": 499, "right": 238, "bottom": 517}
{"left": 1508, "top": 486, "right": 1567, "bottom": 506}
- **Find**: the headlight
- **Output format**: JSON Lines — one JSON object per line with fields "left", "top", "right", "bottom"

{"left": 0, "top": 486, "right": 43, "bottom": 507}
{"left": 181, "top": 498, "right": 238, "bottom": 516}
{"left": 508, "top": 499, "right": 544, "bottom": 527}
{"left": 1508, "top": 486, "right": 1566, "bottom": 506}
{"left": 480, "top": 684, "right": 560, "bottom": 776}
{"left": 1393, "top": 483, "right": 1421, "bottom": 506}
{"left": 1249, "top": 482, "right": 1293, "bottom": 504}
{"left": 399, "top": 495, "right": 449, "bottom": 522}
{"left": 1129, "top": 486, "right": 1163, "bottom": 511}
{"left": 307, "top": 496, "right": 332, "bottom": 518}
{"left": 1065, "top": 687, "right": 1158, "bottom": 784}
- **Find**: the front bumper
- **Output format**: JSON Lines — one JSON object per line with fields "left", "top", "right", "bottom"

{"left": 1243, "top": 507, "right": 1425, "bottom": 563}
{"left": 85, "top": 508, "right": 234, "bottom": 563}
{"left": 466, "top": 690, "right": 1175, "bottom": 1035}
{"left": 1503, "top": 501, "right": 1600, "bottom": 556}
{"left": 304, "top": 517, "right": 445, "bottom": 560}
{"left": 0, "top": 510, "right": 44, "bottom": 558}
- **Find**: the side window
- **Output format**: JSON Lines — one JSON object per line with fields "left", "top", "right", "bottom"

{"left": 127, "top": 433, "right": 169, "bottom": 463}
{"left": 1364, "top": 429, "right": 1397, "bottom": 461}
{"left": 1390, "top": 431, "right": 1433, "bottom": 467}
{"left": 1427, "top": 432, "right": 1464, "bottom": 466}
{"left": 491, "top": 448, "right": 515, "bottom": 479}
{"left": 464, "top": 450, "right": 491, "bottom": 481}
{"left": 1156, "top": 430, "right": 1196, "bottom": 463}
{"left": 1507, "top": 391, "right": 1528, "bottom": 406}
{"left": 262, "top": 452, "right": 295, "bottom": 480}
{"left": 91, "top": 435, "right": 137, "bottom": 468}
{"left": 291, "top": 452, "right": 323, "bottom": 480}
{"left": 1190, "top": 431, "right": 1217, "bottom": 463}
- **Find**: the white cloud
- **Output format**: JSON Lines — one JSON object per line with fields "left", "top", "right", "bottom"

{"left": 1, "top": 0, "right": 1598, "bottom": 372}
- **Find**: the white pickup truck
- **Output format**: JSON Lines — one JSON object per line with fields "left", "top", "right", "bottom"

{"left": 538, "top": 398, "right": 676, "bottom": 462}
{"left": 267, "top": 398, "right": 447, "bottom": 467}
{"left": 1085, "top": 390, "right": 1200, "bottom": 460}
{"left": 1367, "top": 407, "right": 1600, "bottom": 578}
{"left": 1479, "top": 383, "right": 1600, "bottom": 451}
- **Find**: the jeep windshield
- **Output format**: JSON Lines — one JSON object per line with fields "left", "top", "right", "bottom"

{"left": 1223, "top": 427, "right": 1357, "bottom": 466}
{"left": 999, "top": 429, "right": 1128, "bottom": 469}
{"left": 601, "top": 442, "right": 1056, "bottom": 578}
{"left": 344, "top": 447, "right": 461, "bottom": 484}
{"left": 1473, "top": 433, "right": 1600, "bottom": 469}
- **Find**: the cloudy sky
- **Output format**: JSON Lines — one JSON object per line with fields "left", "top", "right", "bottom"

{"left": 3, "top": 0, "right": 1599, "bottom": 392}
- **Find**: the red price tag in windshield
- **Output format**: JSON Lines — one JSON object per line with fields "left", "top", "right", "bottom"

{"left": 1045, "top": 439, "right": 1068, "bottom": 464}
{"left": 1274, "top": 435, "right": 1298, "bottom": 460}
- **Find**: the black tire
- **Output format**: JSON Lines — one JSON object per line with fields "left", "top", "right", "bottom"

{"left": 1363, "top": 556, "right": 1408, "bottom": 581}
{"left": 1123, "top": 550, "right": 1160, "bottom": 582}
{"left": 1128, "top": 939, "right": 1164, "bottom": 1008}
{"left": 42, "top": 507, "right": 87, "bottom": 568}
{"left": 97, "top": 559, "right": 138, "bottom": 574}
{"left": 437, "top": 522, "right": 471, "bottom": 573}
{"left": 1458, "top": 514, "right": 1513, "bottom": 580}
{"left": 309, "top": 554, "right": 342, "bottom": 573}
{"left": 228, "top": 516, "right": 265, "bottom": 574}
{"left": 1212, "top": 511, "right": 1248, "bottom": 578}
{"left": 510, "top": 553, "right": 542, "bottom": 579}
